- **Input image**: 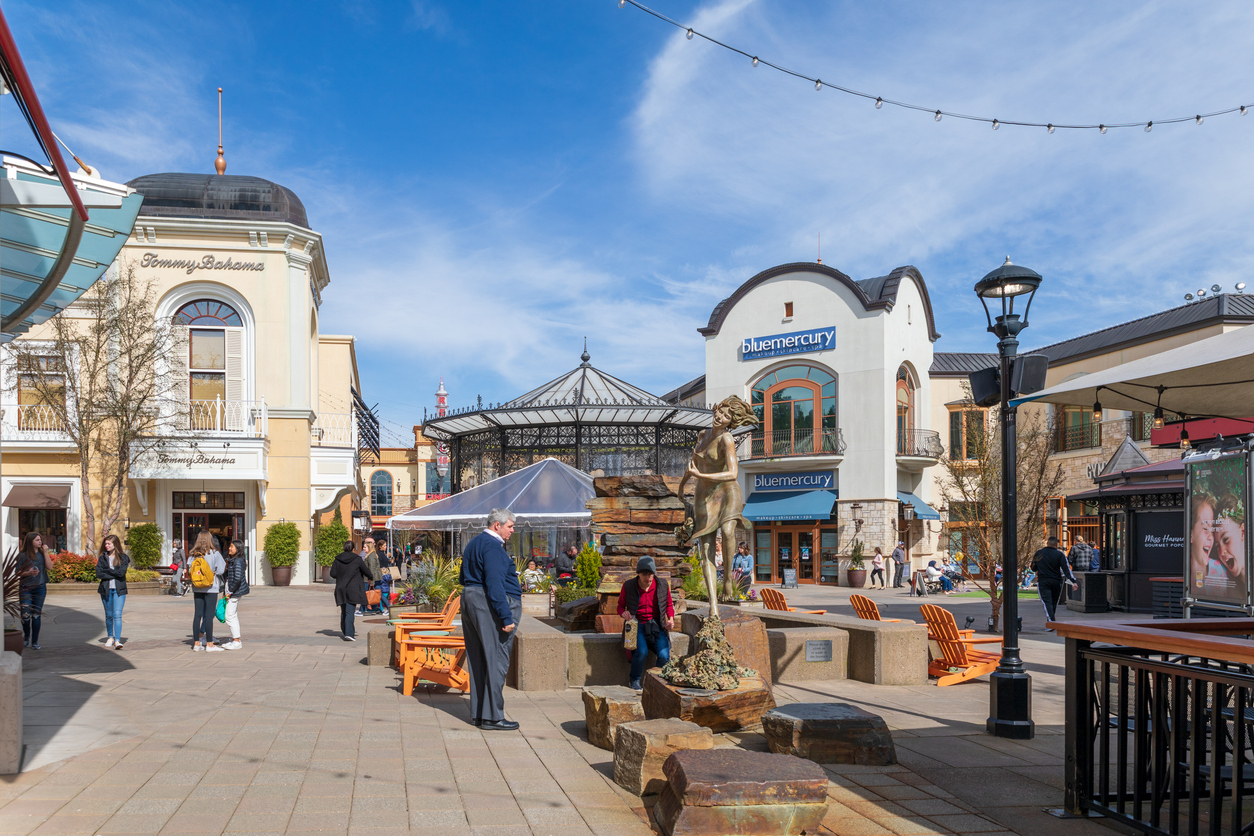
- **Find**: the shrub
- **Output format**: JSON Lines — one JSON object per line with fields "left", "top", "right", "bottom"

{"left": 125, "top": 569, "right": 160, "bottom": 582}
{"left": 125, "top": 523, "right": 162, "bottom": 568}
{"left": 263, "top": 522, "right": 302, "bottom": 567}
{"left": 575, "top": 542, "right": 602, "bottom": 590}
{"left": 399, "top": 555, "right": 462, "bottom": 610}
{"left": 555, "top": 585, "right": 596, "bottom": 605}
{"left": 848, "top": 539, "right": 865, "bottom": 569}
{"left": 50, "top": 552, "right": 98, "bottom": 583}
{"left": 681, "top": 570, "right": 708, "bottom": 601}
{"left": 315, "top": 508, "right": 350, "bottom": 568}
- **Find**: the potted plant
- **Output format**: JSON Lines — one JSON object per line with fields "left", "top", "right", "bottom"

{"left": 516, "top": 555, "right": 552, "bottom": 617}
{"left": 263, "top": 522, "right": 302, "bottom": 586}
{"left": 846, "top": 539, "right": 867, "bottom": 588}
{"left": 125, "top": 523, "right": 163, "bottom": 569}
{"left": 3, "top": 549, "right": 24, "bottom": 655}
{"left": 314, "top": 508, "right": 350, "bottom": 583}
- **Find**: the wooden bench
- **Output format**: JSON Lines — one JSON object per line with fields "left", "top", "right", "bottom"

{"left": 761, "top": 588, "right": 824, "bottom": 615}
{"left": 399, "top": 635, "right": 469, "bottom": 695}
{"left": 918, "top": 603, "right": 1002, "bottom": 687}
{"left": 849, "top": 594, "right": 901, "bottom": 623}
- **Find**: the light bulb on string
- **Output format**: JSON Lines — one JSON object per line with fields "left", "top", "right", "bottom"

{"left": 752, "top": 56, "right": 758, "bottom": 67}
{"left": 1092, "top": 397, "right": 1103, "bottom": 424}
{"left": 992, "top": 119, "right": 999, "bottom": 130}
{"left": 685, "top": 28, "right": 693, "bottom": 39}
{"left": 1145, "top": 122, "right": 1152, "bottom": 132}
{"left": 1196, "top": 115, "right": 1204, "bottom": 125}
{"left": 619, "top": 0, "right": 625, "bottom": 6}
{"left": 1099, "top": 125, "right": 1107, "bottom": 134}
{"left": 1179, "top": 423, "right": 1190, "bottom": 449}
{"left": 1242, "top": 106, "right": 1248, "bottom": 115}
{"left": 1047, "top": 124, "right": 1054, "bottom": 133}
{"left": 1152, "top": 407, "right": 1164, "bottom": 430}
{"left": 934, "top": 110, "right": 942, "bottom": 121}
{"left": 875, "top": 97, "right": 882, "bottom": 109}
{"left": 815, "top": 79, "right": 822, "bottom": 91}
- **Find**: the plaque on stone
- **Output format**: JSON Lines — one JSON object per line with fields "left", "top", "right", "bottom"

{"left": 804, "top": 639, "right": 832, "bottom": 663}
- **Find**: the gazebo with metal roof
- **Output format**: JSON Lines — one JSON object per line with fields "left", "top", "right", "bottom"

{"left": 421, "top": 347, "right": 713, "bottom": 492}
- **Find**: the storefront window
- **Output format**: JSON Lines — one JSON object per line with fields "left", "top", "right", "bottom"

{"left": 750, "top": 365, "right": 836, "bottom": 456}
{"left": 424, "top": 463, "right": 451, "bottom": 497}
{"left": 819, "top": 530, "right": 840, "bottom": 583}
{"left": 18, "top": 508, "right": 67, "bottom": 553}
{"left": 370, "top": 470, "right": 393, "bottom": 516}
{"left": 754, "top": 529, "right": 772, "bottom": 583}
{"left": 1105, "top": 513, "right": 1127, "bottom": 571}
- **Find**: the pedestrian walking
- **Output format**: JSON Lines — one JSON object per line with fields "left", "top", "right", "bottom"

{"left": 1031, "top": 536, "right": 1078, "bottom": 628}
{"left": 330, "top": 541, "right": 370, "bottom": 641}
{"left": 187, "top": 531, "right": 226, "bottom": 652}
{"left": 375, "top": 539, "right": 392, "bottom": 617}
{"left": 459, "top": 509, "right": 522, "bottom": 730}
{"left": 870, "top": 547, "right": 886, "bottom": 589}
{"left": 357, "top": 536, "right": 377, "bottom": 616}
{"left": 170, "top": 539, "right": 187, "bottom": 596}
{"left": 17, "top": 531, "right": 53, "bottom": 649}
{"left": 731, "top": 543, "right": 753, "bottom": 577}
{"left": 1068, "top": 536, "right": 1094, "bottom": 577}
{"left": 616, "top": 557, "right": 675, "bottom": 691}
{"left": 891, "top": 541, "right": 908, "bottom": 588}
{"left": 96, "top": 535, "right": 130, "bottom": 649}
{"left": 222, "top": 539, "right": 249, "bottom": 650}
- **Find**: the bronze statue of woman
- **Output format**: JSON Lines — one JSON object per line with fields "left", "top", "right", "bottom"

{"left": 678, "top": 395, "right": 758, "bottom": 609}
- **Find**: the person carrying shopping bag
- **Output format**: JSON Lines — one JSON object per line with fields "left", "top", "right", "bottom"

{"left": 221, "top": 539, "right": 249, "bottom": 650}
{"left": 187, "top": 531, "right": 227, "bottom": 652}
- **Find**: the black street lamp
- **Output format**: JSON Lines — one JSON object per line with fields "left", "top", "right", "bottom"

{"left": 974, "top": 256, "right": 1042, "bottom": 741}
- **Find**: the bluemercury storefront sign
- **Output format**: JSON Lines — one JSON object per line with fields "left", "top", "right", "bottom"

{"left": 742, "top": 326, "right": 835, "bottom": 360}
{"left": 139, "top": 252, "right": 265, "bottom": 274}
{"left": 753, "top": 471, "right": 834, "bottom": 492}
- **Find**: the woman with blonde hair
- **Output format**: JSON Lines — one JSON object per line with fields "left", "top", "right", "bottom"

{"left": 96, "top": 535, "right": 130, "bottom": 649}
{"left": 678, "top": 395, "right": 758, "bottom": 605}
{"left": 188, "top": 530, "right": 226, "bottom": 652}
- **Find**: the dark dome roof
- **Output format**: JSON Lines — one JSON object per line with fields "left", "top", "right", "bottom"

{"left": 124, "top": 173, "right": 309, "bottom": 228}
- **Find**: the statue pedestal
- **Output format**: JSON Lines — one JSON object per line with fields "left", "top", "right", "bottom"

{"left": 680, "top": 606, "right": 773, "bottom": 690}
{"left": 641, "top": 669, "right": 775, "bottom": 733}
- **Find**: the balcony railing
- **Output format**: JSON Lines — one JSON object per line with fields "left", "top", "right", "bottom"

{"left": 0, "top": 403, "right": 71, "bottom": 441}
{"left": 312, "top": 412, "right": 355, "bottom": 448}
{"left": 739, "top": 427, "right": 846, "bottom": 460}
{"left": 1057, "top": 422, "right": 1102, "bottom": 453}
{"left": 896, "top": 428, "right": 943, "bottom": 459}
{"left": 186, "top": 398, "right": 267, "bottom": 438}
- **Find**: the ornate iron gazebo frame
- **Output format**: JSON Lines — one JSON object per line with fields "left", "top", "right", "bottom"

{"left": 420, "top": 348, "right": 715, "bottom": 492}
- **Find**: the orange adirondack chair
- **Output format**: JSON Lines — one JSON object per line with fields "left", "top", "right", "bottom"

{"left": 399, "top": 635, "right": 469, "bottom": 695}
{"left": 849, "top": 593, "right": 901, "bottom": 622}
{"left": 392, "top": 594, "right": 461, "bottom": 665}
{"left": 394, "top": 591, "right": 461, "bottom": 622}
{"left": 760, "top": 587, "right": 824, "bottom": 615}
{"left": 918, "top": 603, "right": 1002, "bottom": 686}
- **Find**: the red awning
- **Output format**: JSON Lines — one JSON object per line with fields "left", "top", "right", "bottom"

{"left": 2, "top": 484, "right": 71, "bottom": 508}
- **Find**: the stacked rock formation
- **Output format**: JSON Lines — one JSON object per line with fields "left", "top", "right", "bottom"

{"left": 588, "top": 476, "right": 693, "bottom": 592}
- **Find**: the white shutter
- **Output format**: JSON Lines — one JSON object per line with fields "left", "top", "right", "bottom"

{"left": 170, "top": 323, "right": 190, "bottom": 428}
{"left": 224, "top": 327, "right": 245, "bottom": 431}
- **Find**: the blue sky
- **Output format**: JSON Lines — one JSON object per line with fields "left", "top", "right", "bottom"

{"left": 5, "top": 1, "right": 1253, "bottom": 445}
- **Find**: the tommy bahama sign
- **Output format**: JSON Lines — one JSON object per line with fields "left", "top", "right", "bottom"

{"left": 742, "top": 326, "right": 836, "bottom": 361}
{"left": 140, "top": 252, "right": 265, "bottom": 275}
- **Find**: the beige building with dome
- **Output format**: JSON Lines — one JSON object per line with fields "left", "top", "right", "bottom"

{"left": 1, "top": 170, "right": 369, "bottom": 585}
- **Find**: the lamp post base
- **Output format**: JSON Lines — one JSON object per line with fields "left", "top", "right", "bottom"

{"left": 987, "top": 670, "right": 1034, "bottom": 739}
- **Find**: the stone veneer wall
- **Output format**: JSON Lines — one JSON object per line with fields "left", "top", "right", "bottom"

{"left": 588, "top": 476, "right": 693, "bottom": 592}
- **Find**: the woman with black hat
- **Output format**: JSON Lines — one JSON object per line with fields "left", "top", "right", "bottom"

{"left": 616, "top": 556, "right": 675, "bottom": 691}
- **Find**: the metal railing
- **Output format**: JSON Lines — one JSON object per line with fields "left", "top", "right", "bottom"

{"left": 1057, "top": 422, "right": 1102, "bottom": 452}
{"left": 1062, "top": 620, "right": 1254, "bottom": 835}
{"left": 187, "top": 398, "right": 267, "bottom": 437}
{"left": 311, "top": 412, "right": 355, "bottom": 447}
{"left": 740, "top": 427, "right": 846, "bottom": 459}
{"left": 896, "top": 428, "right": 943, "bottom": 458}
{"left": 0, "top": 403, "right": 70, "bottom": 440}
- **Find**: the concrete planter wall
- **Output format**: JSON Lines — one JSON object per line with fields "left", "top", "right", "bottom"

{"left": 521, "top": 593, "right": 550, "bottom": 617}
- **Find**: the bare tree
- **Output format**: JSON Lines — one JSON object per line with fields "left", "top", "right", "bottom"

{"left": 937, "top": 395, "right": 1064, "bottom": 630}
{"left": 8, "top": 263, "right": 183, "bottom": 551}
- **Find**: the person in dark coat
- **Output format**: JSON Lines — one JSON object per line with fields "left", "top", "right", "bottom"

{"left": 330, "top": 541, "right": 371, "bottom": 641}
{"left": 1031, "top": 536, "right": 1079, "bottom": 627}
{"left": 96, "top": 535, "right": 131, "bottom": 649}
{"left": 460, "top": 509, "right": 523, "bottom": 730}
{"left": 222, "top": 539, "right": 249, "bottom": 650}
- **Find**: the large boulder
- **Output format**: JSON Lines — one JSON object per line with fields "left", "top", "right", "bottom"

{"left": 761, "top": 703, "right": 896, "bottom": 765}
{"left": 612, "top": 718, "right": 713, "bottom": 796}
{"left": 582, "top": 685, "right": 645, "bottom": 750}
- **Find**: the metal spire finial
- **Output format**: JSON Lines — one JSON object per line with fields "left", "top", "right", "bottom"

{"left": 215, "top": 88, "right": 227, "bottom": 175}
{"left": 580, "top": 337, "right": 591, "bottom": 367}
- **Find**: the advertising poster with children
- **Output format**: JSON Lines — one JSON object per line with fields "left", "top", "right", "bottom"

{"left": 1188, "top": 455, "right": 1249, "bottom": 606}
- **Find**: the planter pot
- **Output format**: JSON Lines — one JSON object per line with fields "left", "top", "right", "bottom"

{"left": 521, "top": 593, "right": 550, "bottom": 617}
{"left": 270, "top": 565, "right": 293, "bottom": 586}
{"left": 846, "top": 568, "right": 867, "bottom": 588}
{"left": 732, "top": 600, "right": 764, "bottom": 609}
{"left": 320, "top": 565, "right": 331, "bottom": 583}
{"left": 4, "top": 630, "right": 23, "bottom": 656}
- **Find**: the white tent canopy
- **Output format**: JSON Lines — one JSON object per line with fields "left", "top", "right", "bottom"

{"left": 386, "top": 457, "right": 594, "bottom": 532}
{"left": 1011, "top": 324, "right": 1254, "bottom": 418}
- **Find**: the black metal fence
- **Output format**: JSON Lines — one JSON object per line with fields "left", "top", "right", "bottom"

{"left": 1066, "top": 636, "right": 1254, "bottom": 835}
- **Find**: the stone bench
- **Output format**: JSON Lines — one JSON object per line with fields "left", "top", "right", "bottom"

{"left": 754, "top": 609, "right": 928, "bottom": 685}
{"left": 654, "top": 748, "right": 829, "bottom": 836}
{"left": 762, "top": 703, "right": 896, "bottom": 765}
{"left": 565, "top": 631, "right": 690, "bottom": 688}
{"left": 612, "top": 718, "right": 713, "bottom": 796}
{"left": 582, "top": 686, "right": 644, "bottom": 750}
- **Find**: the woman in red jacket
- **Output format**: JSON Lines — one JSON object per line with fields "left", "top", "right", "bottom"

{"left": 617, "top": 557, "right": 675, "bottom": 691}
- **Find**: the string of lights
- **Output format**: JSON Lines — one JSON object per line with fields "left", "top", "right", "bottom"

{"left": 619, "top": 0, "right": 1252, "bottom": 134}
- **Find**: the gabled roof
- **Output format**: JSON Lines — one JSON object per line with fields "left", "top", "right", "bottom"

{"left": 1098, "top": 437, "right": 1152, "bottom": 479}
{"left": 661, "top": 374, "right": 707, "bottom": 405}
{"left": 930, "top": 352, "right": 999, "bottom": 376}
{"left": 699, "top": 262, "right": 941, "bottom": 342}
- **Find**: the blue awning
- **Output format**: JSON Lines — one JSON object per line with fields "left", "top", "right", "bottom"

{"left": 743, "top": 489, "right": 838, "bottom": 522}
{"left": 897, "top": 491, "right": 940, "bottom": 520}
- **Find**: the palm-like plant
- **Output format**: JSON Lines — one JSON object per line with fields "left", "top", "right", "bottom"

{"left": 3, "top": 549, "right": 24, "bottom": 625}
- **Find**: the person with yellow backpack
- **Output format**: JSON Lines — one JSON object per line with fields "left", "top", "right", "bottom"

{"left": 187, "top": 531, "right": 227, "bottom": 652}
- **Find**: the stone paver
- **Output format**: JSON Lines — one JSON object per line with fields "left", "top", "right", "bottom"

{"left": 0, "top": 583, "right": 1119, "bottom": 835}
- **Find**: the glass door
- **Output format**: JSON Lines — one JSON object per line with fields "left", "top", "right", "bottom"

{"left": 754, "top": 529, "right": 773, "bottom": 583}
{"left": 797, "top": 530, "right": 814, "bottom": 581}
{"left": 777, "top": 530, "right": 794, "bottom": 582}
{"left": 819, "top": 529, "right": 840, "bottom": 584}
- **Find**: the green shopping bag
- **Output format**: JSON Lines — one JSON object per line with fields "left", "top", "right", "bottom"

{"left": 215, "top": 597, "right": 227, "bottom": 623}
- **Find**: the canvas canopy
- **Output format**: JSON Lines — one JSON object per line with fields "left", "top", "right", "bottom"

{"left": 1011, "top": 324, "right": 1254, "bottom": 418}
{"left": 386, "top": 457, "right": 594, "bottom": 532}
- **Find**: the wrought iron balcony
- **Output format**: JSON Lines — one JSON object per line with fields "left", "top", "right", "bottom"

{"left": 739, "top": 427, "right": 846, "bottom": 460}
{"left": 896, "top": 428, "right": 944, "bottom": 460}
{"left": 1056, "top": 422, "right": 1101, "bottom": 453}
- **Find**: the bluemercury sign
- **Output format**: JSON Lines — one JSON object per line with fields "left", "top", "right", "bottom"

{"left": 753, "top": 471, "right": 834, "bottom": 492}
{"left": 139, "top": 253, "right": 265, "bottom": 274}
{"left": 742, "top": 326, "right": 835, "bottom": 361}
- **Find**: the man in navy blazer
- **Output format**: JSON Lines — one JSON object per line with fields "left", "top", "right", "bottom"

{"left": 459, "top": 508, "right": 523, "bottom": 730}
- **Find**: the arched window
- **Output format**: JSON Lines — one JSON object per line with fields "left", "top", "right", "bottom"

{"left": 173, "top": 299, "right": 246, "bottom": 429}
{"left": 174, "top": 299, "right": 242, "bottom": 326}
{"left": 370, "top": 470, "right": 393, "bottom": 516}
{"left": 896, "top": 366, "right": 915, "bottom": 450}
{"left": 750, "top": 365, "right": 837, "bottom": 455}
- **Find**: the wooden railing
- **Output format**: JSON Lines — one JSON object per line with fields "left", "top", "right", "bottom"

{"left": 1057, "top": 618, "right": 1254, "bottom": 835}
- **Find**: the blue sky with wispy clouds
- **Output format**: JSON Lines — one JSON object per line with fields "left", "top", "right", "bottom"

{"left": 4, "top": 1, "right": 1252, "bottom": 444}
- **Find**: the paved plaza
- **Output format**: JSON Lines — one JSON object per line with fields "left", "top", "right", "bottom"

{"left": 1, "top": 583, "right": 1121, "bottom": 835}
